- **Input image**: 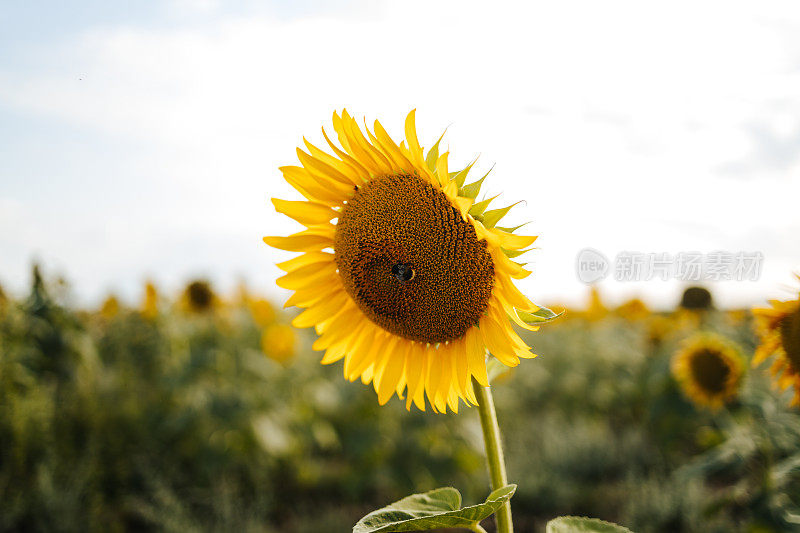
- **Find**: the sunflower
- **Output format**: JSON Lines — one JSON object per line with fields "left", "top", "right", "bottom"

{"left": 671, "top": 333, "right": 744, "bottom": 410}
{"left": 615, "top": 297, "right": 650, "bottom": 322}
{"left": 249, "top": 299, "right": 276, "bottom": 328}
{"left": 679, "top": 286, "right": 713, "bottom": 311}
{"left": 261, "top": 323, "right": 297, "bottom": 365}
{"left": 264, "top": 110, "right": 555, "bottom": 412}
{"left": 582, "top": 286, "right": 608, "bottom": 322}
{"left": 100, "top": 295, "right": 121, "bottom": 320}
{"left": 181, "top": 280, "right": 216, "bottom": 314}
{"left": 141, "top": 281, "right": 159, "bottom": 320}
{"left": 753, "top": 279, "right": 800, "bottom": 406}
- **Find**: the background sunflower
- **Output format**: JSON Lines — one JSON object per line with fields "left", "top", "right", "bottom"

{"left": 671, "top": 333, "right": 744, "bottom": 411}
{"left": 753, "top": 281, "right": 800, "bottom": 406}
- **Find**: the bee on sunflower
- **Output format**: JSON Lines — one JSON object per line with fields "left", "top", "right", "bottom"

{"left": 264, "top": 110, "right": 555, "bottom": 413}
{"left": 753, "top": 276, "right": 800, "bottom": 406}
{"left": 671, "top": 333, "right": 744, "bottom": 411}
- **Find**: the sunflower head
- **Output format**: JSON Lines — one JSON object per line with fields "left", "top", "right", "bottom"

{"left": 679, "top": 286, "right": 713, "bottom": 311}
{"left": 753, "top": 281, "right": 800, "bottom": 406}
{"left": 615, "top": 297, "right": 650, "bottom": 322}
{"left": 646, "top": 315, "right": 674, "bottom": 348}
{"left": 264, "top": 110, "right": 556, "bottom": 412}
{"left": 141, "top": 281, "right": 159, "bottom": 320}
{"left": 671, "top": 333, "right": 744, "bottom": 410}
{"left": 182, "top": 280, "right": 216, "bottom": 314}
{"left": 249, "top": 298, "right": 276, "bottom": 328}
{"left": 100, "top": 295, "right": 121, "bottom": 320}
{"left": 261, "top": 323, "right": 296, "bottom": 365}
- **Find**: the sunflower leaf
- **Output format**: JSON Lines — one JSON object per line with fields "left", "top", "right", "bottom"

{"left": 352, "top": 485, "right": 516, "bottom": 533}
{"left": 495, "top": 222, "right": 530, "bottom": 233}
{"left": 502, "top": 247, "right": 533, "bottom": 258}
{"left": 450, "top": 157, "right": 478, "bottom": 188}
{"left": 425, "top": 130, "right": 447, "bottom": 173}
{"left": 518, "top": 306, "right": 562, "bottom": 324}
{"left": 461, "top": 165, "right": 494, "bottom": 199}
{"left": 482, "top": 202, "right": 521, "bottom": 228}
{"left": 546, "top": 516, "right": 634, "bottom": 533}
{"left": 469, "top": 195, "right": 499, "bottom": 217}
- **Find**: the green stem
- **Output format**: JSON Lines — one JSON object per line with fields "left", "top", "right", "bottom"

{"left": 473, "top": 376, "right": 513, "bottom": 533}
{"left": 468, "top": 524, "right": 489, "bottom": 533}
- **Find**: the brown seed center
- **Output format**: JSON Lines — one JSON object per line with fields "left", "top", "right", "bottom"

{"left": 689, "top": 349, "right": 731, "bottom": 394}
{"left": 334, "top": 174, "right": 494, "bottom": 343}
{"left": 780, "top": 306, "right": 800, "bottom": 369}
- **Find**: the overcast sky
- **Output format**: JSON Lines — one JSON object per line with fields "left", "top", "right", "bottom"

{"left": 1, "top": 0, "right": 799, "bottom": 309}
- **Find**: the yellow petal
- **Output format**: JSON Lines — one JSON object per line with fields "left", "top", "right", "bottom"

{"left": 404, "top": 109, "right": 425, "bottom": 165}
{"left": 263, "top": 232, "right": 333, "bottom": 253}
{"left": 284, "top": 281, "right": 340, "bottom": 308}
{"left": 276, "top": 261, "right": 337, "bottom": 290}
{"left": 272, "top": 198, "right": 338, "bottom": 226}
{"left": 276, "top": 251, "right": 335, "bottom": 273}
{"left": 343, "top": 322, "right": 377, "bottom": 378}
{"left": 292, "top": 290, "right": 349, "bottom": 328}
{"left": 303, "top": 137, "right": 362, "bottom": 186}
{"left": 466, "top": 327, "right": 489, "bottom": 386}
{"left": 280, "top": 165, "right": 344, "bottom": 205}
{"left": 321, "top": 126, "right": 371, "bottom": 182}
{"left": 378, "top": 344, "right": 406, "bottom": 405}
{"left": 296, "top": 147, "right": 355, "bottom": 189}
{"left": 480, "top": 313, "right": 520, "bottom": 367}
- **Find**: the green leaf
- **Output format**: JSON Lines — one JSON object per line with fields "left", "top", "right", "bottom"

{"left": 353, "top": 485, "right": 516, "bottom": 533}
{"left": 546, "top": 516, "right": 634, "bottom": 533}
{"left": 495, "top": 222, "right": 529, "bottom": 233}
{"left": 461, "top": 165, "right": 494, "bottom": 199}
{"left": 518, "top": 306, "right": 562, "bottom": 324}
{"left": 482, "top": 202, "right": 521, "bottom": 228}
{"left": 502, "top": 247, "right": 533, "bottom": 258}
{"left": 450, "top": 157, "right": 478, "bottom": 188}
{"left": 469, "top": 194, "right": 499, "bottom": 217}
{"left": 425, "top": 130, "right": 447, "bottom": 174}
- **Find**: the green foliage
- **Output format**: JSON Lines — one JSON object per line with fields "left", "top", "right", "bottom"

{"left": 1, "top": 269, "right": 799, "bottom": 532}
{"left": 546, "top": 516, "right": 633, "bottom": 533}
{"left": 353, "top": 485, "right": 515, "bottom": 532}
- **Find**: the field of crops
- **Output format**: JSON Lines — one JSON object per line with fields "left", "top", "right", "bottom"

{"left": 2, "top": 268, "right": 798, "bottom": 532}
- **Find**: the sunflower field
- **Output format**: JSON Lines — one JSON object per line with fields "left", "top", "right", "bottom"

{"left": 2, "top": 267, "right": 799, "bottom": 533}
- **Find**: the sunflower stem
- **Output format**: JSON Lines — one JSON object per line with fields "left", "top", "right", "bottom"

{"left": 473, "top": 376, "right": 513, "bottom": 533}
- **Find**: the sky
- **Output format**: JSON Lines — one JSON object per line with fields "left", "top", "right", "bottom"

{"left": 1, "top": 0, "right": 799, "bottom": 310}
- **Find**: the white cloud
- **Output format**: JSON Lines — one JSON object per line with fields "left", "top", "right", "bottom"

{"left": 1, "top": 0, "right": 799, "bottom": 307}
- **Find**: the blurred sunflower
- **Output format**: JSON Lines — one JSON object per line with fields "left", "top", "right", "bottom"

{"left": 582, "top": 286, "right": 608, "bottom": 322}
{"left": 753, "top": 279, "right": 800, "bottom": 406}
{"left": 646, "top": 314, "right": 674, "bottom": 348}
{"left": 249, "top": 299, "right": 276, "bottom": 328}
{"left": 671, "top": 333, "right": 744, "bottom": 410}
{"left": 100, "top": 295, "right": 121, "bottom": 320}
{"left": 181, "top": 280, "right": 217, "bottom": 314}
{"left": 261, "top": 323, "right": 297, "bottom": 365}
{"left": 615, "top": 297, "right": 650, "bottom": 321}
{"left": 141, "top": 281, "right": 159, "bottom": 320}
{"left": 679, "top": 286, "right": 713, "bottom": 311}
{"left": 264, "top": 110, "right": 555, "bottom": 412}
